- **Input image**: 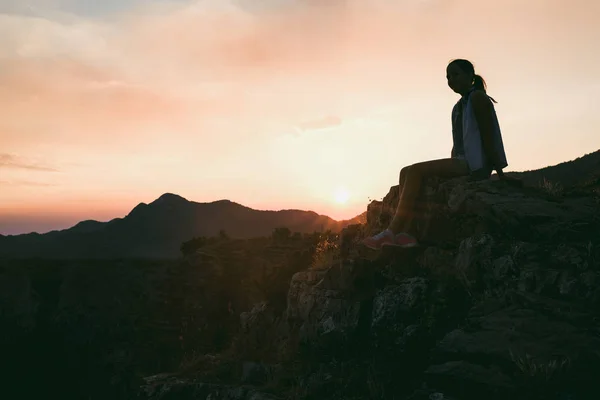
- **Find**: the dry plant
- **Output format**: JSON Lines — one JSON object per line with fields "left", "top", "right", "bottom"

{"left": 311, "top": 234, "right": 340, "bottom": 270}
{"left": 539, "top": 177, "right": 563, "bottom": 196}
{"left": 510, "top": 350, "right": 571, "bottom": 382}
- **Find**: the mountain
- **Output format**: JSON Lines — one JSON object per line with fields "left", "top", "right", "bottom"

{"left": 0, "top": 193, "right": 362, "bottom": 259}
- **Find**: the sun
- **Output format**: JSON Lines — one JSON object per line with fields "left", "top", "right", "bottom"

{"left": 334, "top": 188, "right": 350, "bottom": 204}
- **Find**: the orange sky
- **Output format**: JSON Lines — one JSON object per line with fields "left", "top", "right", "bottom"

{"left": 1, "top": 0, "right": 600, "bottom": 235}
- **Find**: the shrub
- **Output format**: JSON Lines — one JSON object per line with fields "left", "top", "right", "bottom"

{"left": 539, "top": 177, "right": 563, "bottom": 196}
{"left": 311, "top": 233, "right": 340, "bottom": 270}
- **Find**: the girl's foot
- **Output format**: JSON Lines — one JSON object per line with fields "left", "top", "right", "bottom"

{"left": 362, "top": 229, "right": 395, "bottom": 250}
{"left": 382, "top": 232, "right": 418, "bottom": 248}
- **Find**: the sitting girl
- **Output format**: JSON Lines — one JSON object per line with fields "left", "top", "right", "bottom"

{"left": 363, "top": 59, "right": 509, "bottom": 249}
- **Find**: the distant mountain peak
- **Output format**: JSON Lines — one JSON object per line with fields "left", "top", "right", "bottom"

{"left": 73, "top": 219, "right": 101, "bottom": 227}
{"left": 212, "top": 199, "right": 234, "bottom": 205}
{"left": 70, "top": 219, "right": 105, "bottom": 233}
{"left": 158, "top": 192, "right": 187, "bottom": 200}
{"left": 153, "top": 193, "right": 188, "bottom": 204}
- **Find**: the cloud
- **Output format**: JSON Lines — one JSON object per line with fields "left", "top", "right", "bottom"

{"left": 0, "top": 179, "right": 57, "bottom": 187}
{"left": 0, "top": 154, "right": 59, "bottom": 171}
{"left": 1, "top": 0, "right": 599, "bottom": 173}
{"left": 295, "top": 115, "right": 342, "bottom": 133}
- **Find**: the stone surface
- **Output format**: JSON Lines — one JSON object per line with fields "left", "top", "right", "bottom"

{"left": 140, "top": 374, "right": 278, "bottom": 400}
{"left": 275, "top": 177, "right": 600, "bottom": 399}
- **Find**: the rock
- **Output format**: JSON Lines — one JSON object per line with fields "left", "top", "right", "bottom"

{"left": 301, "top": 368, "right": 336, "bottom": 396}
{"left": 236, "top": 301, "right": 288, "bottom": 360}
{"left": 285, "top": 261, "right": 373, "bottom": 345}
{"left": 339, "top": 224, "right": 364, "bottom": 260}
{"left": 427, "top": 294, "right": 600, "bottom": 398}
{"left": 240, "top": 302, "right": 275, "bottom": 334}
{"left": 370, "top": 278, "right": 428, "bottom": 346}
{"left": 419, "top": 247, "right": 455, "bottom": 271}
{"left": 240, "top": 362, "right": 274, "bottom": 385}
{"left": 434, "top": 302, "right": 600, "bottom": 371}
{"left": 405, "top": 389, "right": 456, "bottom": 400}
{"left": 455, "top": 234, "right": 495, "bottom": 293}
{"left": 428, "top": 393, "right": 453, "bottom": 400}
{"left": 425, "top": 361, "right": 514, "bottom": 396}
{"left": 365, "top": 178, "right": 599, "bottom": 246}
{"left": 140, "top": 374, "right": 278, "bottom": 400}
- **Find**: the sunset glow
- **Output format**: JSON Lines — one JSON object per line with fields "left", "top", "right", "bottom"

{"left": 1, "top": 0, "right": 600, "bottom": 235}
{"left": 334, "top": 188, "right": 350, "bottom": 205}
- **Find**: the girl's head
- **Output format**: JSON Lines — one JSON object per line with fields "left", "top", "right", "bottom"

{"left": 446, "top": 59, "right": 490, "bottom": 96}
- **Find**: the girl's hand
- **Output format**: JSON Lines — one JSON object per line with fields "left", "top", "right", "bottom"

{"left": 496, "top": 170, "right": 523, "bottom": 187}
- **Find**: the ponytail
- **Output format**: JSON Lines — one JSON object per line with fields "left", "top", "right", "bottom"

{"left": 473, "top": 74, "right": 486, "bottom": 91}
{"left": 473, "top": 73, "right": 497, "bottom": 103}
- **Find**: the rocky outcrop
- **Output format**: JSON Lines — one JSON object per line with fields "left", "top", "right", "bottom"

{"left": 276, "top": 177, "right": 600, "bottom": 399}
{"left": 366, "top": 177, "right": 598, "bottom": 246}
{"left": 141, "top": 373, "right": 278, "bottom": 400}
{"left": 140, "top": 176, "right": 600, "bottom": 399}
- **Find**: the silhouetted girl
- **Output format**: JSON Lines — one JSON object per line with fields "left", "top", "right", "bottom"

{"left": 363, "top": 59, "right": 508, "bottom": 249}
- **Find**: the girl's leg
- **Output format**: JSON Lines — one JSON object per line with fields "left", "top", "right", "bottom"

{"left": 362, "top": 158, "right": 469, "bottom": 249}
{"left": 388, "top": 158, "right": 469, "bottom": 234}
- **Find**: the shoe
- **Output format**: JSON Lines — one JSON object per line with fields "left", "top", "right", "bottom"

{"left": 382, "top": 232, "right": 418, "bottom": 248}
{"left": 361, "top": 229, "right": 395, "bottom": 250}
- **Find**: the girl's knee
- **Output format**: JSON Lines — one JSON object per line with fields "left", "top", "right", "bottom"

{"left": 406, "top": 164, "right": 422, "bottom": 178}
{"left": 399, "top": 166, "right": 410, "bottom": 183}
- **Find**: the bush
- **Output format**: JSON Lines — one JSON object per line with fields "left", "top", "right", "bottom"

{"left": 311, "top": 232, "right": 340, "bottom": 270}
{"left": 539, "top": 177, "right": 563, "bottom": 196}
{"left": 180, "top": 236, "right": 209, "bottom": 256}
{"left": 272, "top": 227, "right": 292, "bottom": 244}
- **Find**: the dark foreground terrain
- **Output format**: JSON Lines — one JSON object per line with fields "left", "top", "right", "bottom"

{"left": 0, "top": 234, "right": 317, "bottom": 399}
{"left": 2, "top": 153, "right": 600, "bottom": 399}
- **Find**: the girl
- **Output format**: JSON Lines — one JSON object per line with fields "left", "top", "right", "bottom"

{"left": 362, "top": 59, "right": 509, "bottom": 249}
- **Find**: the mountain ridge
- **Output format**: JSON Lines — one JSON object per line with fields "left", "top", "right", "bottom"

{"left": 1, "top": 148, "right": 597, "bottom": 259}
{"left": 0, "top": 196, "right": 365, "bottom": 259}
{"left": 507, "top": 149, "right": 600, "bottom": 187}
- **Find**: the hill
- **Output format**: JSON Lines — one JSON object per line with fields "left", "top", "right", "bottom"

{"left": 507, "top": 149, "right": 600, "bottom": 188}
{"left": 0, "top": 194, "right": 362, "bottom": 259}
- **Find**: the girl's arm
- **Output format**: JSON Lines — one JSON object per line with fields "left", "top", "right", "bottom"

{"left": 471, "top": 91, "right": 505, "bottom": 177}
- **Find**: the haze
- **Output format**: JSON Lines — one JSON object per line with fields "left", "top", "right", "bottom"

{"left": 1, "top": 0, "right": 599, "bottom": 235}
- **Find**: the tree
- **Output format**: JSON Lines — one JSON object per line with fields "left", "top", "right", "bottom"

{"left": 272, "top": 227, "right": 291, "bottom": 244}
{"left": 218, "top": 229, "right": 230, "bottom": 241}
{"left": 180, "top": 236, "right": 208, "bottom": 256}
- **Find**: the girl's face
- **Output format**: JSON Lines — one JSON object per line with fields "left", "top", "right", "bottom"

{"left": 446, "top": 63, "right": 472, "bottom": 94}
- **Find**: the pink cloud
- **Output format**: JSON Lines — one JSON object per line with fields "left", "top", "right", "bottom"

{"left": 0, "top": 153, "right": 59, "bottom": 171}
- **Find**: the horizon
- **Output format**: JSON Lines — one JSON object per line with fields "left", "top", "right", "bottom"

{"left": 2, "top": 149, "right": 596, "bottom": 236}
{"left": 0, "top": 191, "right": 366, "bottom": 236}
{"left": 2, "top": 0, "right": 600, "bottom": 235}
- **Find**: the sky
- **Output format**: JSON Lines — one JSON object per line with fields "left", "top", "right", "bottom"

{"left": 1, "top": 0, "right": 600, "bottom": 235}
